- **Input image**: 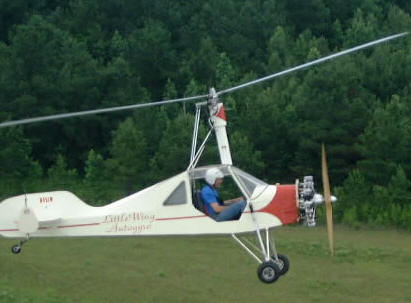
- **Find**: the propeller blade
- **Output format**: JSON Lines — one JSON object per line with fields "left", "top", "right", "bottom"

{"left": 218, "top": 32, "right": 408, "bottom": 95}
{"left": 0, "top": 94, "right": 208, "bottom": 128}
{"left": 321, "top": 143, "right": 334, "bottom": 256}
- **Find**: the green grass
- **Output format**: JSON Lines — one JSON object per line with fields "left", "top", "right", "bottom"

{"left": 1, "top": 225, "right": 411, "bottom": 303}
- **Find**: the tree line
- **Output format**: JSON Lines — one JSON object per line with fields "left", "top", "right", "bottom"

{"left": 0, "top": 0, "right": 410, "bottom": 229}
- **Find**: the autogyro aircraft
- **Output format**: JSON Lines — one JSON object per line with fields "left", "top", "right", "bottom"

{"left": 0, "top": 32, "right": 408, "bottom": 283}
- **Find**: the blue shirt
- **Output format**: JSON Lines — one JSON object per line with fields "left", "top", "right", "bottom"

{"left": 201, "top": 185, "right": 223, "bottom": 217}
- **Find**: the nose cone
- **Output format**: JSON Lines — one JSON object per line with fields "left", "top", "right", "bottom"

{"left": 312, "top": 193, "right": 337, "bottom": 205}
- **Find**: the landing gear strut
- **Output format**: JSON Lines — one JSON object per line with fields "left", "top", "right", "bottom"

{"left": 232, "top": 227, "right": 290, "bottom": 283}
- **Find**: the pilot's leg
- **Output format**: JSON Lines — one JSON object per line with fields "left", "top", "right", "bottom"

{"left": 216, "top": 201, "right": 246, "bottom": 222}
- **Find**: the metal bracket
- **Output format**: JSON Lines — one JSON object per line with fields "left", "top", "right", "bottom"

{"left": 207, "top": 87, "right": 219, "bottom": 115}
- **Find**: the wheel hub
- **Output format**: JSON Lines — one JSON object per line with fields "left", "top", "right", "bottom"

{"left": 262, "top": 267, "right": 275, "bottom": 280}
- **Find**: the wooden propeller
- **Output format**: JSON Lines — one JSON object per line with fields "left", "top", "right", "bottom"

{"left": 321, "top": 143, "right": 334, "bottom": 256}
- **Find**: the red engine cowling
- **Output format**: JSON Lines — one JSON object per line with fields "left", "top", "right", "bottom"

{"left": 259, "top": 185, "right": 299, "bottom": 225}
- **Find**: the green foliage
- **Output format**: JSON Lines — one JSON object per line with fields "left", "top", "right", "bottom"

{"left": 47, "top": 154, "right": 79, "bottom": 192}
{"left": 108, "top": 117, "right": 149, "bottom": 193}
{"left": 334, "top": 170, "right": 371, "bottom": 220}
{"left": 0, "top": 127, "right": 41, "bottom": 199}
{"left": 336, "top": 166, "right": 411, "bottom": 229}
{"left": 82, "top": 149, "right": 110, "bottom": 205}
{"left": 388, "top": 166, "right": 411, "bottom": 206}
{"left": 150, "top": 112, "right": 195, "bottom": 181}
{"left": 216, "top": 53, "right": 236, "bottom": 90}
{"left": 127, "top": 19, "right": 177, "bottom": 95}
{"left": 344, "top": 9, "right": 379, "bottom": 46}
{"left": 187, "top": 36, "right": 219, "bottom": 86}
{"left": 0, "top": 127, "right": 41, "bottom": 180}
{"left": 357, "top": 95, "right": 411, "bottom": 184}
{"left": 230, "top": 131, "right": 265, "bottom": 177}
{"left": 281, "top": 0, "right": 331, "bottom": 35}
{"left": 239, "top": 84, "right": 300, "bottom": 182}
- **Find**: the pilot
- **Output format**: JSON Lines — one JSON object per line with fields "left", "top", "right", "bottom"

{"left": 201, "top": 168, "right": 247, "bottom": 221}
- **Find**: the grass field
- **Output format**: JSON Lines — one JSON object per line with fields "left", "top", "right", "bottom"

{"left": 1, "top": 225, "right": 411, "bottom": 303}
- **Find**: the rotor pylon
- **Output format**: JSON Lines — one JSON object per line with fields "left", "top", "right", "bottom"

{"left": 208, "top": 88, "right": 232, "bottom": 165}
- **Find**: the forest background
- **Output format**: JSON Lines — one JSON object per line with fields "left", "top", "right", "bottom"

{"left": 0, "top": 0, "right": 410, "bottom": 229}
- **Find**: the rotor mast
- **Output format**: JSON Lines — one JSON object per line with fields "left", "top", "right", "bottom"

{"left": 208, "top": 88, "right": 232, "bottom": 165}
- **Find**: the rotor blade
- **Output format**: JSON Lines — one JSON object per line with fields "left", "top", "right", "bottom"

{"left": 322, "top": 143, "right": 334, "bottom": 256}
{"left": 218, "top": 32, "right": 408, "bottom": 95}
{"left": 0, "top": 94, "right": 208, "bottom": 128}
{"left": 1, "top": 32, "right": 408, "bottom": 128}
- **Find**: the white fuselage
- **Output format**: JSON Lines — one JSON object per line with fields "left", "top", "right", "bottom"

{"left": 0, "top": 171, "right": 285, "bottom": 239}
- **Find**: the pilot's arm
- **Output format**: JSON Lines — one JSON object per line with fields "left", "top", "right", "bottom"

{"left": 224, "top": 197, "right": 244, "bottom": 205}
{"left": 210, "top": 197, "right": 244, "bottom": 213}
{"left": 209, "top": 202, "right": 228, "bottom": 214}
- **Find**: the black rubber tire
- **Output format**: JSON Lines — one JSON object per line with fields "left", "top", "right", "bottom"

{"left": 11, "top": 245, "right": 21, "bottom": 254}
{"left": 257, "top": 261, "right": 281, "bottom": 283}
{"left": 271, "top": 254, "right": 290, "bottom": 276}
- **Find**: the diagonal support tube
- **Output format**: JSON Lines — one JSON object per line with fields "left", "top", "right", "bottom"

{"left": 232, "top": 234, "right": 262, "bottom": 263}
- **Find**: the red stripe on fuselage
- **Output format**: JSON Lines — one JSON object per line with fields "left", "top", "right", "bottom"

{"left": 58, "top": 223, "right": 100, "bottom": 228}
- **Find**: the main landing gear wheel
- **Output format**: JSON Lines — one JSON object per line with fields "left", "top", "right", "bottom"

{"left": 272, "top": 254, "right": 290, "bottom": 276}
{"left": 257, "top": 261, "right": 281, "bottom": 284}
{"left": 11, "top": 245, "right": 22, "bottom": 254}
